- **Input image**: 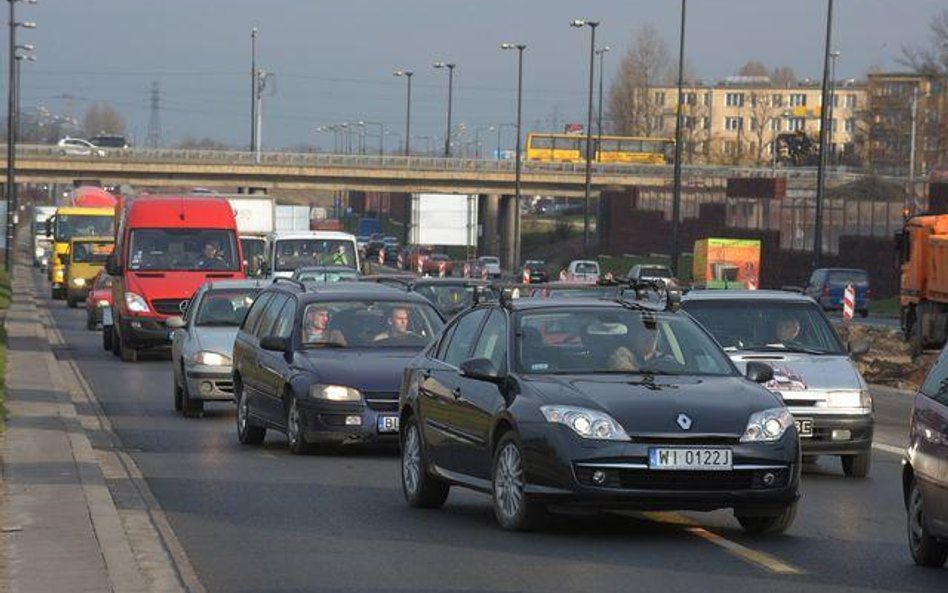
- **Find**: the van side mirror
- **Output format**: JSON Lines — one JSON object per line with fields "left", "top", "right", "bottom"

{"left": 105, "top": 254, "right": 122, "bottom": 276}
{"left": 745, "top": 361, "right": 774, "bottom": 384}
{"left": 165, "top": 316, "right": 186, "bottom": 329}
{"left": 45, "top": 218, "right": 52, "bottom": 237}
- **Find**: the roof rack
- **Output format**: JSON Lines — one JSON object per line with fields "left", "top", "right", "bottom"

{"left": 597, "top": 277, "right": 682, "bottom": 312}
{"left": 271, "top": 277, "right": 307, "bottom": 291}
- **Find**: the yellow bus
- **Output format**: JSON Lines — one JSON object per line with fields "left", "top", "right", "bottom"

{"left": 525, "top": 132, "right": 674, "bottom": 165}
{"left": 47, "top": 206, "right": 115, "bottom": 299}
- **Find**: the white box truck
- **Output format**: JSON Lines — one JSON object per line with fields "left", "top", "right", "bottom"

{"left": 32, "top": 205, "right": 57, "bottom": 268}
{"left": 224, "top": 195, "right": 276, "bottom": 277}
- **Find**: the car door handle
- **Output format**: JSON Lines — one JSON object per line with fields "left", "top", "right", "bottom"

{"left": 452, "top": 387, "right": 462, "bottom": 399}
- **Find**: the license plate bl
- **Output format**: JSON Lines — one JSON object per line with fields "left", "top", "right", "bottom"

{"left": 377, "top": 415, "right": 399, "bottom": 433}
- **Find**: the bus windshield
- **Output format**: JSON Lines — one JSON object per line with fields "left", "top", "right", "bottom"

{"left": 55, "top": 215, "right": 115, "bottom": 241}
{"left": 71, "top": 241, "right": 114, "bottom": 264}
{"left": 274, "top": 239, "right": 357, "bottom": 271}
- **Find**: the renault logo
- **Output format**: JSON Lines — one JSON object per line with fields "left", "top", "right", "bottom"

{"left": 676, "top": 413, "right": 693, "bottom": 431}
{"left": 179, "top": 299, "right": 190, "bottom": 313}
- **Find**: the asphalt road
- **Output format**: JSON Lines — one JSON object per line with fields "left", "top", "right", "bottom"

{"left": 43, "top": 281, "right": 945, "bottom": 593}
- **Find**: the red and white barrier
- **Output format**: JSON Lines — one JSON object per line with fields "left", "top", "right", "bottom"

{"left": 522, "top": 269, "right": 530, "bottom": 284}
{"left": 843, "top": 283, "right": 855, "bottom": 322}
{"left": 463, "top": 263, "right": 470, "bottom": 278}
{"left": 438, "top": 261, "right": 447, "bottom": 278}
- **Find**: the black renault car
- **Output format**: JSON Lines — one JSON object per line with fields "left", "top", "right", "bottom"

{"left": 232, "top": 280, "right": 444, "bottom": 453}
{"left": 398, "top": 293, "right": 801, "bottom": 533}
{"left": 904, "top": 345, "right": 948, "bottom": 567}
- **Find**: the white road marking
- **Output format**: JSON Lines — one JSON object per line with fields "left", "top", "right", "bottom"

{"left": 872, "top": 442, "right": 905, "bottom": 456}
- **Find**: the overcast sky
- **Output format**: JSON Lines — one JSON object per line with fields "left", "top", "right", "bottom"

{"left": 14, "top": 0, "right": 945, "bottom": 151}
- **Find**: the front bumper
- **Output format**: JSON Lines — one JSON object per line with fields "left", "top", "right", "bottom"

{"left": 185, "top": 366, "right": 236, "bottom": 401}
{"left": 515, "top": 423, "right": 800, "bottom": 513}
{"left": 295, "top": 397, "right": 400, "bottom": 445}
{"left": 789, "top": 411, "right": 873, "bottom": 456}
{"left": 118, "top": 315, "right": 174, "bottom": 350}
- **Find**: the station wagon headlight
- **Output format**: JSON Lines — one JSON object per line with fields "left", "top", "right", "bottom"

{"left": 310, "top": 384, "right": 361, "bottom": 402}
{"left": 193, "top": 351, "right": 231, "bottom": 366}
{"left": 541, "top": 405, "right": 629, "bottom": 441}
{"left": 72, "top": 277, "right": 86, "bottom": 287}
{"left": 741, "top": 407, "right": 794, "bottom": 442}
{"left": 124, "top": 292, "right": 150, "bottom": 313}
{"left": 824, "top": 390, "right": 872, "bottom": 409}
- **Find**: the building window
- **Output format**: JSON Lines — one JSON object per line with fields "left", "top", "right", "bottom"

{"left": 789, "top": 117, "right": 805, "bottom": 131}
{"left": 704, "top": 92, "right": 712, "bottom": 106}
{"left": 845, "top": 94, "right": 857, "bottom": 108}
{"left": 725, "top": 116, "right": 743, "bottom": 131}
{"left": 772, "top": 94, "right": 783, "bottom": 107}
{"left": 655, "top": 91, "right": 666, "bottom": 106}
{"left": 845, "top": 118, "right": 855, "bottom": 133}
{"left": 832, "top": 95, "right": 840, "bottom": 108}
{"left": 725, "top": 92, "right": 745, "bottom": 107}
{"left": 789, "top": 93, "right": 807, "bottom": 106}
{"left": 684, "top": 92, "right": 697, "bottom": 105}
{"left": 770, "top": 118, "right": 781, "bottom": 131}
{"left": 703, "top": 117, "right": 711, "bottom": 130}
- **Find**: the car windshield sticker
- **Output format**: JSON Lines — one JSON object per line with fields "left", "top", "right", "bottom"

{"left": 531, "top": 363, "right": 549, "bottom": 371}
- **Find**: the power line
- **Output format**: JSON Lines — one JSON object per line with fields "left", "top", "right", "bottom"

{"left": 145, "top": 81, "right": 162, "bottom": 148}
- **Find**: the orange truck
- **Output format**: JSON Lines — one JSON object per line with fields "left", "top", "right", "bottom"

{"left": 692, "top": 238, "right": 761, "bottom": 290}
{"left": 897, "top": 214, "right": 948, "bottom": 349}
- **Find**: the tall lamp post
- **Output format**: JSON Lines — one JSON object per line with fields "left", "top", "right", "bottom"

{"left": 250, "top": 27, "right": 257, "bottom": 152}
{"left": 433, "top": 61, "right": 456, "bottom": 157}
{"left": 359, "top": 120, "right": 385, "bottom": 156}
{"left": 828, "top": 50, "right": 840, "bottom": 166}
{"left": 501, "top": 43, "right": 526, "bottom": 268}
{"left": 814, "top": 0, "right": 835, "bottom": 268}
{"left": 393, "top": 70, "right": 413, "bottom": 155}
{"left": 594, "top": 45, "right": 610, "bottom": 161}
{"left": 571, "top": 19, "right": 600, "bottom": 255}
{"left": 5, "top": 0, "right": 36, "bottom": 275}
{"left": 670, "top": 0, "right": 687, "bottom": 278}
{"left": 14, "top": 47, "right": 35, "bottom": 142}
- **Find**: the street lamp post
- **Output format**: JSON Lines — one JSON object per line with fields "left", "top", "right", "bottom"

{"left": 475, "top": 125, "right": 495, "bottom": 159}
{"left": 250, "top": 27, "right": 257, "bottom": 152}
{"left": 393, "top": 70, "right": 413, "bottom": 155}
{"left": 501, "top": 43, "right": 526, "bottom": 268}
{"left": 595, "top": 45, "right": 610, "bottom": 161}
{"left": 5, "top": 0, "right": 37, "bottom": 275}
{"left": 14, "top": 48, "right": 35, "bottom": 142}
{"left": 828, "top": 50, "right": 840, "bottom": 166}
{"left": 571, "top": 19, "right": 600, "bottom": 255}
{"left": 495, "top": 123, "right": 516, "bottom": 159}
{"left": 814, "top": 0, "right": 835, "bottom": 268}
{"left": 359, "top": 121, "right": 385, "bottom": 156}
{"left": 433, "top": 61, "right": 456, "bottom": 157}
{"left": 670, "top": 0, "right": 687, "bottom": 278}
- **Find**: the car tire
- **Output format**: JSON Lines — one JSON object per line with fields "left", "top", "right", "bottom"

{"left": 110, "top": 326, "right": 120, "bottom": 357}
{"left": 286, "top": 398, "right": 312, "bottom": 455}
{"left": 102, "top": 324, "right": 113, "bottom": 351}
{"left": 400, "top": 415, "right": 449, "bottom": 509}
{"left": 118, "top": 333, "right": 138, "bottom": 362}
{"left": 235, "top": 379, "right": 265, "bottom": 445}
{"left": 173, "top": 373, "right": 183, "bottom": 412}
{"left": 907, "top": 478, "right": 948, "bottom": 567}
{"left": 735, "top": 501, "right": 798, "bottom": 535}
{"left": 841, "top": 451, "right": 871, "bottom": 478}
{"left": 181, "top": 365, "right": 203, "bottom": 418}
{"left": 86, "top": 309, "right": 95, "bottom": 331}
{"left": 492, "top": 433, "right": 547, "bottom": 531}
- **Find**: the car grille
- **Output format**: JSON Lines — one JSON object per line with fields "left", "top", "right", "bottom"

{"left": 152, "top": 298, "right": 189, "bottom": 316}
{"left": 364, "top": 391, "right": 399, "bottom": 412}
{"left": 215, "top": 380, "right": 234, "bottom": 395}
{"left": 574, "top": 465, "right": 790, "bottom": 491}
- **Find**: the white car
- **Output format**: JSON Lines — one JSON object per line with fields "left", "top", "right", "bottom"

{"left": 478, "top": 256, "right": 502, "bottom": 279}
{"left": 566, "top": 259, "right": 600, "bottom": 283}
{"left": 57, "top": 137, "right": 106, "bottom": 157}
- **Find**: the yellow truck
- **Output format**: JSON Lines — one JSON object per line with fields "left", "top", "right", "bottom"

{"left": 64, "top": 237, "right": 114, "bottom": 308}
{"left": 46, "top": 206, "right": 115, "bottom": 299}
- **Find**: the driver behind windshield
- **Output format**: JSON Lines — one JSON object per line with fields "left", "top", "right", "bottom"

{"left": 375, "top": 306, "right": 415, "bottom": 341}
{"left": 774, "top": 315, "right": 802, "bottom": 344}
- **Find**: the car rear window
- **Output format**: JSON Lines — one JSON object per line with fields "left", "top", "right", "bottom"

{"left": 827, "top": 271, "right": 868, "bottom": 286}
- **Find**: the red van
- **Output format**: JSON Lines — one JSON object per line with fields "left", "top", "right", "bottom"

{"left": 103, "top": 196, "right": 244, "bottom": 361}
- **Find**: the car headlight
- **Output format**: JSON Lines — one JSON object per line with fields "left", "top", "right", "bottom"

{"left": 824, "top": 390, "right": 871, "bottom": 409}
{"left": 97, "top": 299, "right": 110, "bottom": 307}
{"left": 740, "top": 407, "right": 794, "bottom": 443}
{"left": 124, "top": 292, "right": 150, "bottom": 313}
{"left": 540, "top": 405, "right": 629, "bottom": 441}
{"left": 55, "top": 269, "right": 64, "bottom": 281}
{"left": 193, "top": 351, "right": 232, "bottom": 366}
{"left": 310, "top": 384, "right": 361, "bottom": 402}
{"left": 73, "top": 277, "right": 86, "bottom": 287}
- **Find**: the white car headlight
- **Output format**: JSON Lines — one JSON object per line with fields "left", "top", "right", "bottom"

{"left": 824, "top": 390, "right": 871, "bottom": 409}
{"left": 72, "top": 277, "right": 86, "bottom": 287}
{"left": 741, "top": 407, "right": 794, "bottom": 442}
{"left": 310, "top": 384, "right": 361, "bottom": 402}
{"left": 193, "top": 351, "right": 232, "bottom": 366}
{"left": 97, "top": 299, "right": 110, "bottom": 307}
{"left": 540, "top": 405, "right": 629, "bottom": 441}
{"left": 124, "top": 292, "right": 150, "bottom": 313}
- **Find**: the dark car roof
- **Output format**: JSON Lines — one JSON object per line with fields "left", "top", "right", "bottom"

{"left": 293, "top": 265, "right": 360, "bottom": 274}
{"left": 681, "top": 289, "right": 816, "bottom": 304}
{"left": 502, "top": 296, "right": 678, "bottom": 314}
{"left": 280, "top": 282, "right": 437, "bottom": 308}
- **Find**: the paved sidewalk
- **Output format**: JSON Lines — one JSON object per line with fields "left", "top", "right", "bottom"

{"left": 1, "top": 261, "right": 198, "bottom": 593}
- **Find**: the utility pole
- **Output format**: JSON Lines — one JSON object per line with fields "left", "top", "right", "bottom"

{"left": 909, "top": 85, "right": 919, "bottom": 212}
{"left": 145, "top": 80, "right": 162, "bottom": 148}
{"left": 813, "top": 0, "right": 834, "bottom": 268}
{"left": 250, "top": 27, "right": 257, "bottom": 152}
{"left": 670, "top": 0, "right": 687, "bottom": 277}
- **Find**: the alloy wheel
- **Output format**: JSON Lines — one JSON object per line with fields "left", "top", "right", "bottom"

{"left": 402, "top": 424, "right": 421, "bottom": 496}
{"left": 494, "top": 442, "right": 524, "bottom": 521}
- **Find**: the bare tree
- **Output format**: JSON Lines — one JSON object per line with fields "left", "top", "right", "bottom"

{"left": 607, "top": 25, "right": 672, "bottom": 137}
{"left": 771, "top": 66, "right": 797, "bottom": 87}
{"left": 738, "top": 60, "right": 768, "bottom": 77}
{"left": 747, "top": 90, "right": 779, "bottom": 165}
{"left": 81, "top": 103, "right": 127, "bottom": 137}
{"left": 900, "top": 9, "right": 948, "bottom": 76}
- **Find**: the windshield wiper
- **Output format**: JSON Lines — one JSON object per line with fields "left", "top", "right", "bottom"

{"left": 755, "top": 344, "right": 831, "bottom": 355}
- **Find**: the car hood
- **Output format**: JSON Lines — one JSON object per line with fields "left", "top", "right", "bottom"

{"left": 728, "top": 352, "right": 866, "bottom": 403}
{"left": 522, "top": 374, "right": 780, "bottom": 437}
{"left": 298, "top": 349, "right": 417, "bottom": 393}
{"left": 191, "top": 327, "right": 241, "bottom": 357}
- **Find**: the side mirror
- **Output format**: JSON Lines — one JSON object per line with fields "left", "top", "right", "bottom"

{"left": 260, "top": 336, "right": 290, "bottom": 353}
{"left": 45, "top": 218, "right": 52, "bottom": 237}
{"left": 745, "top": 361, "right": 774, "bottom": 384}
{"left": 848, "top": 339, "right": 870, "bottom": 356}
{"left": 105, "top": 254, "right": 123, "bottom": 276}
{"left": 459, "top": 358, "right": 505, "bottom": 383}
{"left": 165, "top": 316, "right": 186, "bottom": 329}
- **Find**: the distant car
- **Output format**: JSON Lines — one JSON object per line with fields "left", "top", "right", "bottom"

{"left": 292, "top": 265, "right": 362, "bottom": 284}
{"left": 522, "top": 260, "right": 549, "bottom": 283}
{"left": 232, "top": 282, "right": 445, "bottom": 453}
{"left": 566, "top": 260, "right": 601, "bottom": 283}
{"left": 365, "top": 240, "right": 387, "bottom": 261}
{"left": 804, "top": 268, "right": 870, "bottom": 318}
{"left": 628, "top": 264, "right": 674, "bottom": 284}
{"left": 904, "top": 346, "right": 948, "bottom": 567}
{"left": 422, "top": 253, "right": 453, "bottom": 277}
{"left": 57, "top": 137, "right": 106, "bottom": 157}
{"left": 168, "top": 280, "right": 267, "bottom": 417}
{"left": 356, "top": 235, "right": 371, "bottom": 251}
{"left": 90, "top": 135, "right": 130, "bottom": 149}
{"left": 478, "top": 256, "right": 502, "bottom": 279}
{"left": 83, "top": 271, "right": 113, "bottom": 331}
{"left": 363, "top": 276, "right": 489, "bottom": 320}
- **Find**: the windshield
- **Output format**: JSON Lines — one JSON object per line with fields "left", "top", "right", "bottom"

{"left": 827, "top": 270, "right": 868, "bottom": 287}
{"left": 301, "top": 300, "right": 443, "bottom": 348}
{"left": 296, "top": 269, "right": 361, "bottom": 283}
{"left": 640, "top": 266, "right": 671, "bottom": 278}
{"left": 71, "top": 241, "right": 113, "bottom": 264}
{"left": 128, "top": 228, "right": 240, "bottom": 272}
{"left": 683, "top": 300, "right": 845, "bottom": 355}
{"left": 55, "top": 214, "right": 114, "bottom": 241}
{"left": 274, "top": 239, "right": 357, "bottom": 271}
{"left": 413, "top": 285, "right": 476, "bottom": 316}
{"left": 195, "top": 289, "right": 260, "bottom": 327}
{"left": 574, "top": 263, "right": 599, "bottom": 274}
{"left": 517, "top": 308, "right": 734, "bottom": 376}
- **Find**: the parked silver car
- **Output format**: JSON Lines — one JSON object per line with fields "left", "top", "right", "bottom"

{"left": 682, "top": 290, "right": 874, "bottom": 477}
{"left": 168, "top": 279, "right": 268, "bottom": 417}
